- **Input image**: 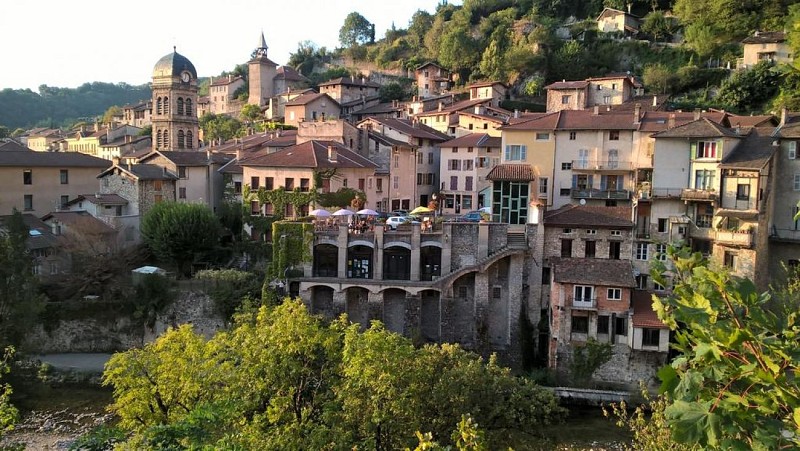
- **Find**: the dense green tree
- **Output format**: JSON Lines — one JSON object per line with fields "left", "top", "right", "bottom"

{"left": 0, "top": 210, "right": 46, "bottom": 345}
{"left": 101, "top": 105, "right": 123, "bottom": 124}
{"left": 140, "top": 202, "right": 220, "bottom": 277}
{"left": 288, "top": 40, "right": 322, "bottom": 76}
{"left": 0, "top": 127, "right": 9, "bottom": 139}
{"left": 199, "top": 113, "right": 243, "bottom": 145}
{"left": 651, "top": 247, "right": 800, "bottom": 449}
{"left": 438, "top": 27, "right": 480, "bottom": 82}
{"left": 716, "top": 60, "right": 781, "bottom": 113}
{"left": 339, "top": 12, "right": 374, "bottom": 48}
{"left": 479, "top": 39, "right": 505, "bottom": 81}
{"left": 379, "top": 82, "right": 409, "bottom": 102}
{"left": 407, "top": 10, "right": 433, "bottom": 51}
{"left": 547, "top": 40, "right": 587, "bottom": 83}
{"left": 643, "top": 63, "right": 678, "bottom": 94}
{"left": 641, "top": 11, "right": 676, "bottom": 43}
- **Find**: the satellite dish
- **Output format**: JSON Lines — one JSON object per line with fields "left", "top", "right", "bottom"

{"left": 579, "top": 199, "right": 586, "bottom": 205}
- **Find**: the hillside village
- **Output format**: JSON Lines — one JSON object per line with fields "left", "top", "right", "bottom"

{"left": 1, "top": 0, "right": 800, "bottom": 395}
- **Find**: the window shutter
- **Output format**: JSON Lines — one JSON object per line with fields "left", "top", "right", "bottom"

{"left": 588, "top": 175, "right": 594, "bottom": 188}
{"left": 572, "top": 174, "right": 578, "bottom": 188}
{"left": 619, "top": 175, "right": 624, "bottom": 188}
{"left": 690, "top": 142, "right": 697, "bottom": 158}
{"left": 790, "top": 141, "right": 797, "bottom": 160}
{"left": 504, "top": 145, "right": 510, "bottom": 160}
{"left": 600, "top": 175, "right": 607, "bottom": 191}
{"left": 521, "top": 145, "right": 527, "bottom": 161}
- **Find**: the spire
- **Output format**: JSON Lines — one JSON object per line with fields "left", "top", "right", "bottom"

{"left": 259, "top": 31, "right": 267, "bottom": 50}
{"left": 254, "top": 31, "right": 269, "bottom": 59}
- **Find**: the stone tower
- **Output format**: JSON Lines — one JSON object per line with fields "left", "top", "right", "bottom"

{"left": 151, "top": 47, "right": 199, "bottom": 151}
{"left": 248, "top": 31, "right": 277, "bottom": 107}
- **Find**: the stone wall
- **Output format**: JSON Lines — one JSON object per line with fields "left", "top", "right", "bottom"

{"left": 449, "top": 224, "right": 479, "bottom": 270}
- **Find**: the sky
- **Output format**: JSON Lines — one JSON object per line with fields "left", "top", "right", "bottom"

{"left": 1, "top": 0, "right": 460, "bottom": 92}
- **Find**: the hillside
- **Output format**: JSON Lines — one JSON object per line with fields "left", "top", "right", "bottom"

{"left": 0, "top": 82, "right": 151, "bottom": 131}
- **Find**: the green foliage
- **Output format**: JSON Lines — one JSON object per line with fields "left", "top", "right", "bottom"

{"left": 651, "top": 246, "right": 800, "bottom": 449}
{"left": 716, "top": 60, "right": 781, "bottom": 113}
{"left": 133, "top": 273, "right": 175, "bottom": 328}
{"left": 140, "top": 202, "right": 221, "bottom": 277}
{"left": 194, "top": 269, "right": 261, "bottom": 319}
{"left": 0, "top": 82, "right": 151, "bottom": 130}
{"left": 198, "top": 113, "right": 243, "bottom": 145}
{"left": 104, "top": 299, "right": 566, "bottom": 450}
{"left": 317, "top": 186, "right": 362, "bottom": 208}
{"left": 640, "top": 11, "right": 677, "bottom": 43}
{"left": 0, "top": 127, "right": 8, "bottom": 139}
{"left": 0, "top": 210, "right": 46, "bottom": 345}
{"left": 379, "top": 81, "right": 411, "bottom": 102}
{"left": 568, "top": 338, "right": 613, "bottom": 387}
{"left": 643, "top": 63, "right": 678, "bottom": 94}
{"left": 69, "top": 424, "right": 127, "bottom": 451}
{"left": 101, "top": 105, "right": 123, "bottom": 124}
{"left": 269, "top": 222, "right": 313, "bottom": 280}
{"left": 674, "top": 0, "right": 790, "bottom": 44}
{"left": 0, "top": 347, "right": 18, "bottom": 439}
{"left": 239, "top": 104, "right": 262, "bottom": 125}
{"left": 340, "top": 11, "right": 374, "bottom": 48}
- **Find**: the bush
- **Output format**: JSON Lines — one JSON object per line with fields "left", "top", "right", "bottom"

{"left": 69, "top": 424, "right": 128, "bottom": 451}
{"left": 194, "top": 269, "right": 261, "bottom": 319}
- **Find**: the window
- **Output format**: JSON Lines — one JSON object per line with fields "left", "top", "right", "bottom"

{"left": 179, "top": 187, "right": 187, "bottom": 199}
{"left": 609, "top": 130, "right": 620, "bottom": 140}
{"left": 301, "top": 178, "right": 310, "bottom": 192}
{"left": 724, "top": 251, "right": 737, "bottom": 270}
{"left": 569, "top": 131, "right": 577, "bottom": 140}
{"left": 561, "top": 239, "right": 573, "bottom": 257}
{"left": 428, "top": 153, "right": 433, "bottom": 164}
{"left": 463, "top": 195, "right": 472, "bottom": 209}
{"left": 542, "top": 267, "right": 551, "bottom": 285}
{"left": 393, "top": 175, "right": 399, "bottom": 189}
{"left": 458, "top": 286, "right": 468, "bottom": 298}
{"left": 696, "top": 204, "right": 713, "bottom": 227}
{"left": 376, "top": 178, "right": 383, "bottom": 192}
{"left": 50, "top": 262, "right": 59, "bottom": 275}
{"left": 610, "top": 229, "right": 622, "bottom": 236}
{"left": 561, "top": 162, "right": 572, "bottom": 170}
{"left": 59, "top": 169, "right": 68, "bottom": 184}
{"left": 342, "top": 179, "right": 347, "bottom": 188}
{"left": 561, "top": 95, "right": 571, "bottom": 104}
{"left": 154, "top": 194, "right": 163, "bottom": 203}
{"left": 657, "top": 218, "right": 668, "bottom": 233}
{"left": 450, "top": 176, "right": 458, "bottom": 190}
{"left": 417, "top": 173, "right": 423, "bottom": 185}
{"left": 607, "top": 288, "right": 622, "bottom": 300}
{"left": 563, "top": 228, "right": 573, "bottom": 234}
{"left": 536, "top": 133, "right": 549, "bottom": 140}
{"left": 467, "top": 147, "right": 474, "bottom": 153}
{"left": 265, "top": 177, "right": 274, "bottom": 190}
{"left": 465, "top": 176, "right": 473, "bottom": 191}
{"left": 585, "top": 240, "right": 596, "bottom": 258}
{"left": 60, "top": 195, "right": 69, "bottom": 207}
{"left": 463, "top": 159, "right": 473, "bottom": 171}
{"left": 492, "top": 287, "right": 502, "bottom": 299}
{"left": 695, "top": 170, "right": 716, "bottom": 190}
{"left": 539, "top": 177, "right": 548, "bottom": 195}
{"left": 178, "top": 166, "right": 187, "bottom": 178}
{"left": 795, "top": 173, "right": 800, "bottom": 191}
{"left": 449, "top": 159, "right": 461, "bottom": 170}
{"left": 696, "top": 141, "right": 718, "bottom": 159}
{"left": 636, "top": 242, "right": 648, "bottom": 260}
{"left": 234, "top": 181, "right": 242, "bottom": 194}
{"left": 636, "top": 274, "right": 648, "bottom": 289}
{"left": 656, "top": 243, "right": 667, "bottom": 261}
{"left": 23, "top": 170, "right": 32, "bottom": 185}
{"left": 560, "top": 188, "right": 571, "bottom": 196}
{"left": 609, "top": 241, "right": 621, "bottom": 259}
{"left": 603, "top": 95, "right": 611, "bottom": 104}
{"left": 586, "top": 229, "right": 596, "bottom": 235}
{"left": 156, "top": 130, "right": 163, "bottom": 149}
{"left": 642, "top": 328, "right": 660, "bottom": 347}
{"left": 736, "top": 183, "right": 750, "bottom": 200}
{"left": 185, "top": 99, "right": 192, "bottom": 116}
{"left": 418, "top": 152, "right": 424, "bottom": 164}
{"left": 654, "top": 279, "right": 668, "bottom": 291}
{"left": 250, "top": 176, "right": 259, "bottom": 189}
{"left": 426, "top": 173, "right": 433, "bottom": 185}
{"left": 597, "top": 315, "right": 610, "bottom": 334}
{"left": 504, "top": 145, "right": 526, "bottom": 161}
{"left": 177, "top": 98, "right": 184, "bottom": 115}
{"left": 153, "top": 180, "right": 163, "bottom": 191}
{"left": 615, "top": 317, "right": 628, "bottom": 336}
{"left": 571, "top": 315, "right": 589, "bottom": 334}
{"left": 393, "top": 154, "right": 399, "bottom": 168}
{"left": 789, "top": 141, "right": 797, "bottom": 160}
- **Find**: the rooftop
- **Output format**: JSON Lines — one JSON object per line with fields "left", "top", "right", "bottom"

{"left": 552, "top": 257, "right": 636, "bottom": 287}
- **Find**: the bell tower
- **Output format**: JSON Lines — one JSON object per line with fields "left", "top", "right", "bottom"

{"left": 248, "top": 31, "right": 277, "bottom": 108}
{"left": 151, "top": 47, "right": 199, "bottom": 151}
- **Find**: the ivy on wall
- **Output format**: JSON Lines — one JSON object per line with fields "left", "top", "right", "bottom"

{"left": 270, "top": 221, "right": 314, "bottom": 279}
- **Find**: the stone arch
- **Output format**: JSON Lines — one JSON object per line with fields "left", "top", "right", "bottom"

{"left": 313, "top": 244, "right": 337, "bottom": 277}
{"left": 310, "top": 285, "right": 334, "bottom": 319}
{"left": 348, "top": 240, "right": 375, "bottom": 248}
{"left": 382, "top": 288, "right": 407, "bottom": 334}
{"left": 345, "top": 286, "right": 370, "bottom": 328}
{"left": 420, "top": 289, "right": 441, "bottom": 342}
{"left": 383, "top": 240, "right": 411, "bottom": 250}
{"left": 383, "top": 245, "right": 411, "bottom": 280}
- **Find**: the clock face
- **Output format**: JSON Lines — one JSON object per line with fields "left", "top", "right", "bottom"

{"left": 181, "top": 72, "right": 190, "bottom": 82}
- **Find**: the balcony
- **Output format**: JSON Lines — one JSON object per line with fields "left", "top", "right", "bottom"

{"left": 771, "top": 227, "right": 800, "bottom": 243}
{"left": 651, "top": 188, "right": 684, "bottom": 199}
{"left": 571, "top": 189, "right": 631, "bottom": 200}
{"left": 714, "top": 230, "right": 754, "bottom": 248}
{"left": 681, "top": 188, "right": 718, "bottom": 202}
{"left": 568, "top": 296, "right": 597, "bottom": 310}
{"left": 689, "top": 225, "right": 714, "bottom": 240}
{"left": 571, "top": 160, "right": 633, "bottom": 172}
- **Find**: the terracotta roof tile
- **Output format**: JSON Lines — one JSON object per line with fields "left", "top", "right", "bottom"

{"left": 544, "top": 204, "right": 634, "bottom": 228}
{"left": 557, "top": 110, "right": 638, "bottom": 130}
{"left": 369, "top": 118, "right": 451, "bottom": 141}
{"left": 240, "top": 140, "right": 377, "bottom": 170}
{"left": 501, "top": 112, "right": 560, "bottom": 130}
{"left": 0, "top": 151, "right": 110, "bottom": 167}
{"left": 439, "top": 133, "right": 501, "bottom": 148}
{"left": 651, "top": 117, "right": 741, "bottom": 138}
{"left": 720, "top": 127, "right": 777, "bottom": 170}
{"left": 632, "top": 291, "right": 667, "bottom": 328}
{"left": 285, "top": 92, "right": 339, "bottom": 107}
{"left": 545, "top": 80, "right": 589, "bottom": 90}
{"left": 486, "top": 163, "right": 535, "bottom": 181}
{"left": 741, "top": 31, "right": 786, "bottom": 44}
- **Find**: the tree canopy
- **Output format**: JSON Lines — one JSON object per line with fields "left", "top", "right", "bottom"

{"left": 140, "top": 202, "right": 221, "bottom": 277}
{"left": 104, "top": 299, "right": 567, "bottom": 449}
{"left": 339, "top": 12, "right": 375, "bottom": 48}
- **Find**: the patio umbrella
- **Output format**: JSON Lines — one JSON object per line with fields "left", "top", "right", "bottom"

{"left": 309, "top": 208, "right": 331, "bottom": 217}
{"left": 356, "top": 208, "right": 379, "bottom": 216}
{"left": 409, "top": 206, "right": 433, "bottom": 215}
{"left": 332, "top": 208, "right": 355, "bottom": 216}
{"left": 479, "top": 206, "right": 491, "bottom": 214}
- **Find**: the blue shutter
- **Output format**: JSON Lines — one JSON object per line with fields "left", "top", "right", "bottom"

{"left": 600, "top": 175, "right": 607, "bottom": 191}
{"left": 690, "top": 142, "right": 698, "bottom": 158}
{"left": 504, "top": 145, "right": 510, "bottom": 160}
{"left": 572, "top": 175, "right": 578, "bottom": 188}
{"left": 521, "top": 145, "right": 527, "bottom": 161}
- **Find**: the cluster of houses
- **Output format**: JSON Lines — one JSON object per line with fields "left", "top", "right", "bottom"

{"left": 2, "top": 31, "right": 798, "bottom": 388}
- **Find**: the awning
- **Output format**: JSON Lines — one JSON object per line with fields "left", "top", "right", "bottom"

{"left": 486, "top": 163, "right": 535, "bottom": 181}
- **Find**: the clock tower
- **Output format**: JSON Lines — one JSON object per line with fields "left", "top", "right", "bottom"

{"left": 151, "top": 47, "right": 199, "bottom": 151}
{"left": 248, "top": 31, "right": 277, "bottom": 108}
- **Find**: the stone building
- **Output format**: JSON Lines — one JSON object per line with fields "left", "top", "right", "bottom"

{"left": 151, "top": 48, "right": 199, "bottom": 151}
{"left": 248, "top": 32, "right": 278, "bottom": 108}
{"left": 740, "top": 31, "right": 792, "bottom": 69}
{"left": 415, "top": 62, "right": 451, "bottom": 99}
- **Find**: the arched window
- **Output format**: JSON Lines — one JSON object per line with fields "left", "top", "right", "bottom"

{"left": 185, "top": 98, "right": 192, "bottom": 116}
{"left": 164, "top": 97, "right": 169, "bottom": 114}
{"left": 177, "top": 98, "right": 184, "bottom": 115}
{"left": 156, "top": 97, "right": 162, "bottom": 115}
{"left": 186, "top": 131, "right": 193, "bottom": 149}
{"left": 163, "top": 132, "right": 169, "bottom": 149}
{"left": 178, "top": 130, "right": 185, "bottom": 149}
{"left": 157, "top": 130, "right": 162, "bottom": 149}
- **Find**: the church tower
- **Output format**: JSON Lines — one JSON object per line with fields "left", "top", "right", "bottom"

{"left": 151, "top": 47, "right": 199, "bottom": 151}
{"left": 248, "top": 31, "right": 277, "bottom": 107}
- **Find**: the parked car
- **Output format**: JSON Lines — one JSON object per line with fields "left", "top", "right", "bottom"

{"left": 385, "top": 216, "right": 410, "bottom": 230}
{"left": 391, "top": 209, "right": 409, "bottom": 217}
{"left": 447, "top": 211, "right": 483, "bottom": 223}
{"left": 376, "top": 211, "right": 391, "bottom": 220}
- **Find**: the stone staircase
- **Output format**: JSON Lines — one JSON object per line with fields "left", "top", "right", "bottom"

{"left": 507, "top": 231, "right": 527, "bottom": 248}
{"left": 433, "top": 245, "right": 526, "bottom": 288}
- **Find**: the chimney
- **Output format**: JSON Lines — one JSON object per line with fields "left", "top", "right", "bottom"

{"left": 514, "top": 109, "right": 520, "bottom": 119}
{"left": 206, "top": 149, "right": 211, "bottom": 162}
{"left": 693, "top": 109, "right": 701, "bottom": 121}
{"left": 652, "top": 95, "right": 658, "bottom": 107}
{"left": 438, "top": 102, "right": 444, "bottom": 112}
{"left": 236, "top": 149, "right": 241, "bottom": 161}
{"left": 668, "top": 113, "right": 676, "bottom": 129}
{"left": 781, "top": 107, "right": 788, "bottom": 126}
{"left": 95, "top": 192, "right": 101, "bottom": 199}
{"left": 328, "top": 145, "right": 337, "bottom": 162}
{"left": 228, "top": 74, "right": 232, "bottom": 82}
{"left": 95, "top": 121, "right": 100, "bottom": 132}
{"left": 392, "top": 99, "right": 398, "bottom": 108}
{"left": 735, "top": 124, "right": 742, "bottom": 135}
{"left": 627, "top": 3, "right": 632, "bottom": 14}
{"left": 112, "top": 156, "right": 120, "bottom": 166}
{"left": 474, "top": 105, "right": 483, "bottom": 115}
{"left": 125, "top": 135, "right": 131, "bottom": 143}
{"left": 593, "top": 105, "right": 599, "bottom": 115}
{"left": 634, "top": 103, "right": 641, "bottom": 123}
{"left": 127, "top": 160, "right": 132, "bottom": 171}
